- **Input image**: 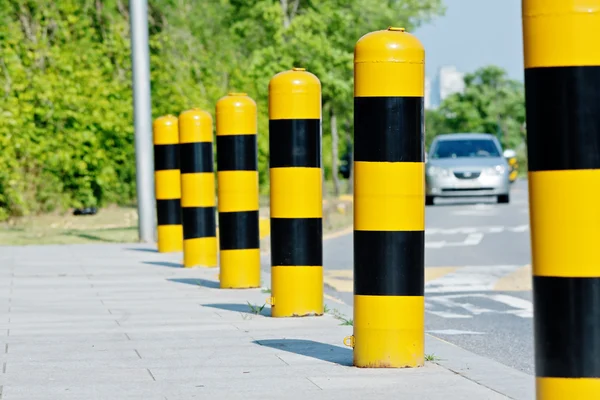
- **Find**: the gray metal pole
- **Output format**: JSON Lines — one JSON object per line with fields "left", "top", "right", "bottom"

{"left": 129, "top": 0, "right": 155, "bottom": 243}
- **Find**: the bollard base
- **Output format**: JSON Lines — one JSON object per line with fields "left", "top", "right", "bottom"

{"left": 353, "top": 294, "right": 424, "bottom": 368}
{"left": 271, "top": 266, "right": 323, "bottom": 317}
{"left": 156, "top": 225, "right": 184, "bottom": 253}
{"left": 219, "top": 248, "right": 261, "bottom": 288}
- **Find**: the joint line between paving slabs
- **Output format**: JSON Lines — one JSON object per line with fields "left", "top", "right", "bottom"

{"left": 124, "top": 333, "right": 131, "bottom": 340}
{"left": 3, "top": 362, "right": 7, "bottom": 373}
{"left": 276, "top": 354, "right": 290, "bottom": 366}
{"left": 147, "top": 369, "right": 157, "bottom": 381}
{"left": 445, "top": 366, "right": 516, "bottom": 400}
{"left": 307, "top": 378, "right": 323, "bottom": 390}
{"left": 4, "top": 343, "right": 8, "bottom": 354}
{"left": 135, "top": 349, "right": 142, "bottom": 359}
{"left": 0, "top": 384, "right": 3, "bottom": 399}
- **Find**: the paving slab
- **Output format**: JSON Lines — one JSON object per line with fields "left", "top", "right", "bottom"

{"left": 0, "top": 243, "right": 534, "bottom": 399}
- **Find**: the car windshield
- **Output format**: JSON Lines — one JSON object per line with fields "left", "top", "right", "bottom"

{"left": 431, "top": 138, "right": 501, "bottom": 159}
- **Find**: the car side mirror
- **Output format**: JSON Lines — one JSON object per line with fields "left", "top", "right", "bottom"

{"left": 503, "top": 149, "right": 516, "bottom": 159}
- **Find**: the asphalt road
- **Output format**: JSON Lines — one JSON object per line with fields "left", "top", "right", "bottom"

{"left": 322, "top": 179, "right": 534, "bottom": 375}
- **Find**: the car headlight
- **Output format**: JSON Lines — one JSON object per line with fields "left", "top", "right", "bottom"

{"left": 427, "top": 166, "right": 450, "bottom": 177}
{"left": 483, "top": 165, "right": 506, "bottom": 175}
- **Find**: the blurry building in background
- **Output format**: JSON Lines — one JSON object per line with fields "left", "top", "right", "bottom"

{"left": 425, "top": 65, "right": 465, "bottom": 109}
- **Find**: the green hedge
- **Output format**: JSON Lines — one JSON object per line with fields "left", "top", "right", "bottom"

{"left": 0, "top": 0, "right": 445, "bottom": 220}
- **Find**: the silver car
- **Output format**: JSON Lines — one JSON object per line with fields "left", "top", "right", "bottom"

{"left": 425, "top": 133, "right": 511, "bottom": 205}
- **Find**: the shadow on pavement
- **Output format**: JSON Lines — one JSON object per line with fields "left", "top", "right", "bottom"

{"left": 202, "top": 302, "right": 270, "bottom": 316}
{"left": 143, "top": 261, "right": 181, "bottom": 268}
{"left": 169, "top": 278, "right": 220, "bottom": 288}
{"left": 254, "top": 339, "right": 352, "bottom": 366}
{"left": 125, "top": 247, "right": 158, "bottom": 253}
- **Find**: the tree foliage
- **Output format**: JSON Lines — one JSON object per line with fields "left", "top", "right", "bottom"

{"left": 425, "top": 65, "right": 526, "bottom": 152}
{"left": 0, "top": 0, "right": 445, "bottom": 220}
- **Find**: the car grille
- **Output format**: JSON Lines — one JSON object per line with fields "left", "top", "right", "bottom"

{"left": 453, "top": 171, "right": 481, "bottom": 179}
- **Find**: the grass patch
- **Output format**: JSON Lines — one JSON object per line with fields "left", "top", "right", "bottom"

{"left": 425, "top": 353, "right": 440, "bottom": 362}
{"left": 1, "top": 187, "right": 354, "bottom": 247}
{"left": 0, "top": 206, "right": 139, "bottom": 246}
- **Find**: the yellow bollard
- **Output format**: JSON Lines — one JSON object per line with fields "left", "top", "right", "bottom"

{"left": 522, "top": 1, "right": 600, "bottom": 398}
{"left": 268, "top": 68, "right": 323, "bottom": 317}
{"left": 153, "top": 115, "right": 183, "bottom": 253}
{"left": 349, "top": 27, "right": 425, "bottom": 368}
{"left": 178, "top": 109, "right": 217, "bottom": 268}
{"left": 215, "top": 93, "right": 261, "bottom": 288}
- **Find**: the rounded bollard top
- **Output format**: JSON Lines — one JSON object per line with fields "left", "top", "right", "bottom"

{"left": 153, "top": 114, "right": 178, "bottom": 126}
{"left": 268, "top": 68, "right": 321, "bottom": 95}
{"left": 354, "top": 27, "right": 424, "bottom": 64}
{"left": 178, "top": 108, "right": 213, "bottom": 143}
{"left": 268, "top": 68, "right": 321, "bottom": 119}
{"left": 216, "top": 92, "right": 257, "bottom": 135}
{"left": 153, "top": 114, "right": 179, "bottom": 145}
{"left": 216, "top": 92, "right": 257, "bottom": 111}
{"left": 179, "top": 108, "right": 212, "bottom": 124}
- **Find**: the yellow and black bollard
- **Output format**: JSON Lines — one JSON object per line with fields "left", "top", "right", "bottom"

{"left": 178, "top": 109, "right": 217, "bottom": 268}
{"left": 350, "top": 27, "right": 425, "bottom": 368}
{"left": 523, "top": 1, "right": 600, "bottom": 398}
{"left": 153, "top": 115, "right": 183, "bottom": 253}
{"left": 268, "top": 68, "right": 323, "bottom": 317}
{"left": 215, "top": 93, "right": 260, "bottom": 288}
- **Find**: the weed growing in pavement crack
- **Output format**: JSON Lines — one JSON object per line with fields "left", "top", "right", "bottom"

{"left": 329, "top": 308, "right": 353, "bottom": 326}
{"left": 247, "top": 301, "right": 266, "bottom": 315}
{"left": 425, "top": 353, "right": 440, "bottom": 361}
{"left": 261, "top": 287, "right": 271, "bottom": 293}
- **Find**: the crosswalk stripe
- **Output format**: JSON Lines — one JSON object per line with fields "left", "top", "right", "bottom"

{"left": 323, "top": 265, "right": 532, "bottom": 294}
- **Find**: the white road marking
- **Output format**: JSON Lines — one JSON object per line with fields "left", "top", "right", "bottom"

{"left": 511, "top": 225, "right": 529, "bottom": 232}
{"left": 425, "top": 265, "right": 522, "bottom": 293}
{"left": 425, "top": 293, "right": 533, "bottom": 319}
{"left": 451, "top": 204, "right": 499, "bottom": 216}
{"left": 427, "top": 310, "right": 472, "bottom": 319}
{"left": 425, "top": 233, "right": 484, "bottom": 249}
{"left": 485, "top": 294, "right": 533, "bottom": 318}
{"left": 425, "top": 241, "right": 446, "bottom": 249}
{"left": 427, "top": 329, "right": 486, "bottom": 335}
{"left": 427, "top": 295, "right": 496, "bottom": 315}
{"left": 425, "top": 225, "right": 529, "bottom": 235}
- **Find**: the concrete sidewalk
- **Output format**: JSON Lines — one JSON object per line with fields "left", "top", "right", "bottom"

{"left": 0, "top": 244, "right": 533, "bottom": 399}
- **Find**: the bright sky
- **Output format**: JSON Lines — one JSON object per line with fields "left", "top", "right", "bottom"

{"left": 413, "top": 0, "right": 524, "bottom": 81}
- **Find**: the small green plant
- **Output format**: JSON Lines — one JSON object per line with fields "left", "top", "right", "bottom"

{"left": 323, "top": 304, "right": 330, "bottom": 313}
{"left": 425, "top": 353, "right": 440, "bottom": 361}
{"left": 261, "top": 287, "right": 271, "bottom": 293}
{"left": 247, "top": 301, "right": 266, "bottom": 315}
{"left": 329, "top": 308, "right": 353, "bottom": 326}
